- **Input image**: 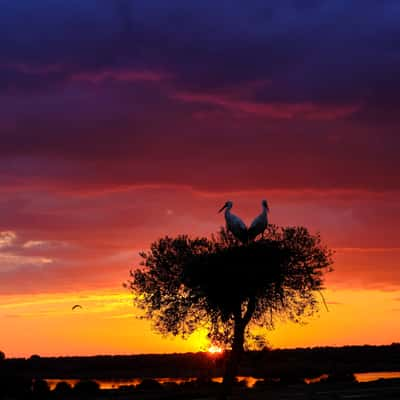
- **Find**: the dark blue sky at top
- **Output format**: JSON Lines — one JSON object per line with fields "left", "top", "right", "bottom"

{"left": 0, "top": 0, "right": 399, "bottom": 192}
{"left": 1, "top": 0, "right": 399, "bottom": 104}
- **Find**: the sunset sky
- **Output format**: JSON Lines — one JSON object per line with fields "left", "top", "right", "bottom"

{"left": 1, "top": 1, "right": 400, "bottom": 358}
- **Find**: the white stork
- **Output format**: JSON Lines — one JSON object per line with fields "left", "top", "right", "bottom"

{"left": 248, "top": 199, "right": 270, "bottom": 241}
{"left": 218, "top": 200, "right": 248, "bottom": 243}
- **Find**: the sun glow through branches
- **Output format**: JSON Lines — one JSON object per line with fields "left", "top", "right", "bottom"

{"left": 208, "top": 345, "right": 223, "bottom": 354}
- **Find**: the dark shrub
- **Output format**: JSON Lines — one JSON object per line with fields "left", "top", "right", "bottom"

{"left": 162, "top": 381, "right": 179, "bottom": 391}
{"left": 53, "top": 381, "right": 73, "bottom": 396}
{"left": 137, "top": 378, "right": 163, "bottom": 391}
{"left": 32, "top": 379, "right": 50, "bottom": 398}
{"left": 73, "top": 379, "right": 100, "bottom": 395}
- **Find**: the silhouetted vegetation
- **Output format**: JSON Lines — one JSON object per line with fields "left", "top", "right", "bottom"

{"left": 1, "top": 347, "right": 400, "bottom": 399}
{"left": 53, "top": 381, "right": 73, "bottom": 397}
{"left": 0, "top": 351, "right": 5, "bottom": 362}
{"left": 2, "top": 345, "right": 400, "bottom": 381}
{"left": 127, "top": 226, "right": 333, "bottom": 396}
{"left": 73, "top": 380, "right": 100, "bottom": 397}
{"left": 137, "top": 378, "right": 163, "bottom": 391}
{"left": 32, "top": 378, "right": 50, "bottom": 398}
{"left": 0, "top": 375, "right": 32, "bottom": 399}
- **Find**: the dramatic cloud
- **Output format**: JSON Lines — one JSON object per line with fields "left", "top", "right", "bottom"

{"left": 0, "top": 1, "right": 399, "bottom": 297}
{"left": 1, "top": 1, "right": 400, "bottom": 111}
{"left": 0, "top": 231, "right": 16, "bottom": 248}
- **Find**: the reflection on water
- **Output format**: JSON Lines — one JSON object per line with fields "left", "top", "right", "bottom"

{"left": 46, "top": 376, "right": 262, "bottom": 390}
{"left": 46, "top": 371, "right": 400, "bottom": 390}
{"left": 210, "top": 377, "right": 262, "bottom": 387}
{"left": 46, "top": 378, "right": 140, "bottom": 390}
{"left": 306, "top": 371, "right": 400, "bottom": 384}
{"left": 354, "top": 371, "right": 400, "bottom": 383}
{"left": 304, "top": 374, "right": 329, "bottom": 384}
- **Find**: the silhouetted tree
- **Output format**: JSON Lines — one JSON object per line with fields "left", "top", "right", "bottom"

{"left": 127, "top": 226, "right": 333, "bottom": 398}
{"left": 136, "top": 378, "right": 163, "bottom": 391}
{"left": 32, "top": 379, "right": 50, "bottom": 398}
{"left": 73, "top": 379, "right": 100, "bottom": 397}
{"left": 0, "top": 351, "right": 4, "bottom": 361}
{"left": 53, "top": 381, "right": 73, "bottom": 397}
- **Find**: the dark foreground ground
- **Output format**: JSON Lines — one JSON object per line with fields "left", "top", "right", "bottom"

{"left": 1, "top": 345, "right": 400, "bottom": 399}
{"left": 1, "top": 375, "right": 400, "bottom": 400}
{"left": 77, "top": 379, "right": 400, "bottom": 400}
{"left": 233, "top": 379, "right": 400, "bottom": 400}
{"left": 96, "top": 379, "right": 400, "bottom": 400}
{"left": 3, "top": 344, "right": 400, "bottom": 379}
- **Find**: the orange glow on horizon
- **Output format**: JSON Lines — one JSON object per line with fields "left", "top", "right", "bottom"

{"left": 1, "top": 287, "right": 400, "bottom": 358}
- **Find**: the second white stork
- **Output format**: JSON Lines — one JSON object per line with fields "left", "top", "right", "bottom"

{"left": 218, "top": 200, "right": 248, "bottom": 243}
{"left": 248, "top": 199, "right": 270, "bottom": 241}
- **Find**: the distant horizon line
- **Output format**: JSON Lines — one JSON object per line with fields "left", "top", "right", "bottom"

{"left": 6, "top": 342, "right": 400, "bottom": 360}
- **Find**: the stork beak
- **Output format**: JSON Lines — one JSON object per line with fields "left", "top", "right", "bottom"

{"left": 218, "top": 204, "right": 227, "bottom": 213}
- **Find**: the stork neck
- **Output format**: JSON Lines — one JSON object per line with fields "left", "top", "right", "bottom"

{"left": 262, "top": 205, "right": 268, "bottom": 214}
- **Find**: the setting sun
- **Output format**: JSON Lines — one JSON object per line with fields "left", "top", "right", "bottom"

{"left": 208, "top": 345, "right": 223, "bottom": 354}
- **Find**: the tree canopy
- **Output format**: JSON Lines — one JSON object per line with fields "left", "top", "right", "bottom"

{"left": 127, "top": 225, "right": 333, "bottom": 397}
{"left": 127, "top": 225, "right": 333, "bottom": 350}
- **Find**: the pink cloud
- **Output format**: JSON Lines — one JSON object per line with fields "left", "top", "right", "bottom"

{"left": 2, "top": 63, "right": 171, "bottom": 84}
{"left": 172, "top": 90, "right": 361, "bottom": 120}
{"left": 71, "top": 69, "right": 171, "bottom": 83}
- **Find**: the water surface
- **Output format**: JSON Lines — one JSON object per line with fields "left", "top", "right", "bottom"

{"left": 46, "top": 371, "right": 400, "bottom": 390}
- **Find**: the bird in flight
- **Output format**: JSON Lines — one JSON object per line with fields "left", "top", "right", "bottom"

{"left": 72, "top": 304, "right": 82, "bottom": 311}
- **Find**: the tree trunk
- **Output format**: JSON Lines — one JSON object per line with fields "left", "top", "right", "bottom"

{"left": 220, "top": 313, "right": 245, "bottom": 399}
{"left": 218, "top": 298, "right": 256, "bottom": 399}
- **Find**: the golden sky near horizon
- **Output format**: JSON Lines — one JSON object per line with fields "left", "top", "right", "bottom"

{"left": 1, "top": 286, "right": 400, "bottom": 358}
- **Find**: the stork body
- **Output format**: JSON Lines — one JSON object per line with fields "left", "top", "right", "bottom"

{"left": 218, "top": 201, "right": 248, "bottom": 243}
{"left": 248, "top": 200, "right": 269, "bottom": 241}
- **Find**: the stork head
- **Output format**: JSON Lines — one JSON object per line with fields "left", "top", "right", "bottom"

{"left": 218, "top": 200, "right": 233, "bottom": 213}
{"left": 262, "top": 199, "right": 270, "bottom": 212}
